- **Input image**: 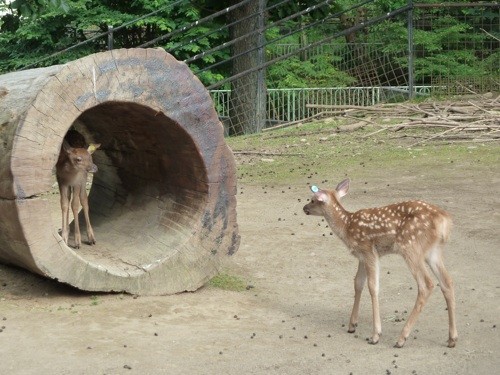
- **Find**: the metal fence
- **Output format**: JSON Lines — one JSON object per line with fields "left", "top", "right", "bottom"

{"left": 212, "top": 87, "right": 381, "bottom": 124}
{"left": 412, "top": 2, "right": 499, "bottom": 96}
{"left": 211, "top": 84, "right": 436, "bottom": 125}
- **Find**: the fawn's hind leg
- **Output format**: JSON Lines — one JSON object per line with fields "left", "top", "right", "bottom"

{"left": 395, "top": 252, "right": 435, "bottom": 348}
{"left": 59, "top": 185, "right": 71, "bottom": 245}
{"left": 79, "top": 185, "right": 96, "bottom": 245}
{"left": 426, "top": 246, "right": 458, "bottom": 348}
{"left": 365, "top": 254, "right": 382, "bottom": 345}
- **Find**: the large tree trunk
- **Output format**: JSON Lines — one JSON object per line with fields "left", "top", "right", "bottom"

{"left": 0, "top": 48, "right": 239, "bottom": 295}
{"left": 227, "top": 0, "right": 267, "bottom": 135}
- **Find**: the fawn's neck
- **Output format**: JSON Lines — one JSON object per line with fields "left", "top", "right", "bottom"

{"left": 323, "top": 199, "right": 352, "bottom": 241}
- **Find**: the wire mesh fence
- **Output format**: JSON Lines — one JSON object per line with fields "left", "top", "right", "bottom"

{"left": 2, "top": 0, "right": 498, "bottom": 136}
{"left": 207, "top": 1, "right": 499, "bottom": 135}
{"left": 413, "top": 2, "right": 500, "bottom": 96}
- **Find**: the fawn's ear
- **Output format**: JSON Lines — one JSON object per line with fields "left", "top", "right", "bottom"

{"left": 315, "top": 190, "right": 330, "bottom": 202}
{"left": 88, "top": 143, "right": 101, "bottom": 154}
{"left": 62, "top": 140, "right": 72, "bottom": 153}
{"left": 335, "top": 178, "right": 350, "bottom": 198}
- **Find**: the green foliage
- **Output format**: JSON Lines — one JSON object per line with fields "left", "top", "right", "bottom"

{"left": 368, "top": 6, "right": 497, "bottom": 84}
{"left": 90, "top": 295, "right": 100, "bottom": 305}
{"left": 267, "top": 54, "right": 355, "bottom": 88}
{"left": 0, "top": 0, "right": 229, "bottom": 75}
{"left": 0, "top": 0, "right": 497, "bottom": 93}
{"left": 8, "top": 0, "right": 70, "bottom": 17}
{"left": 265, "top": 19, "right": 356, "bottom": 88}
{"left": 481, "top": 51, "right": 500, "bottom": 74}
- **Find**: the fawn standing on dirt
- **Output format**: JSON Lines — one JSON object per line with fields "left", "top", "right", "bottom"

{"left": 56, "top": 130, "right": 100, "bottom": 249}
{"left": 303, "top": 179, "right": 457, "bottom": 348}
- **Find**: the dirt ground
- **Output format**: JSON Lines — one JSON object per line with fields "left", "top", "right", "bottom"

{"left": 0, "top": 139, "right": 499, "bottom": 374}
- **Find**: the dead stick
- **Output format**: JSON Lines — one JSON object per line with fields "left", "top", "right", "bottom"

{"left": 467, "top": 101, "right": 493, "bottom": 114}
{"left": 408, "top": 126, "right": 461, "bottom": 147}
{"left": 362, "top": 127, "right": 390, "bottom": 138}
{"left": 262, "top": 112, "right": 328, "bottom": 132}
{"left": 344, "top": 115, "right": 377, "bottom": 125}
{"left": 480, "top": 28, "right": 500, "bottom": 42}
{"left": 233, "top": 151, "right": 303, "bottom": 156}
{"left": 305, "top": 104, "right": 394, "bottom": 112}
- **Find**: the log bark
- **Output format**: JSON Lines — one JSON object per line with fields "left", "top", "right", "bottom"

{"left": 0, "top": 48, "right": 239, "bottom": 295}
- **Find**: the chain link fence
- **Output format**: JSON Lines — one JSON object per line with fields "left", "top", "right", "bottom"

{"left": 413, "top": 3, "right": 499, "bottom": 96}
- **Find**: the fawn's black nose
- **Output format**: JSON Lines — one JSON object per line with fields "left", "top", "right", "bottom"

{"left": 303, "top": 206, "right": 310, "bottom": 215}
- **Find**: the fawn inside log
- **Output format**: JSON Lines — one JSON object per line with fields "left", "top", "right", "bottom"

{"left": 57, "top": 101, "right": 209, "bottom": 275}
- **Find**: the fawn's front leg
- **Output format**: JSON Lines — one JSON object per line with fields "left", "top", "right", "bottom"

{"left": 59, "top": 185, "right": 71, "bottom": 245}
{"left": 79, "top": 184, "right": 96, "bottom": 245}
{"left": 365, "top": 254, "right": 382, "bottom": 345}
{"left": 348, "top": 260, "right": 367, "bottom": 333}
{"left": 71, "top": 185, "right": 82, "bottom": 249}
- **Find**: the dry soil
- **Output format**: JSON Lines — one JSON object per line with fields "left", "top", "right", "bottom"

{"left": 0, "top": 139, "right": 499, "bottom": 375}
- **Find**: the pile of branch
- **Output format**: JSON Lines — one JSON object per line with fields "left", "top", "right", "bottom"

{"left": 303, "top": 97, "right": 500, "bottom": 145}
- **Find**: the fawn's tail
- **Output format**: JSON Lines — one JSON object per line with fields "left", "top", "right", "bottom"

{"left": 437, "top": 212, "right": 452, "bottom": 244}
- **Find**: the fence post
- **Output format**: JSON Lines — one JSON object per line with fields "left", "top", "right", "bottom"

{"left": 108, "top": 25, "right": 114, "bottom": 50}
{"left": 407, "top": 0, "right": 414, "bottom": 99}
{"left": 256, "top": 0, "right": 266, "bottom": 129}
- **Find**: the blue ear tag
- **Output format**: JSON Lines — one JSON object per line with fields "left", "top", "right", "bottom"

{"left": 311, "top": 185, "right": 319, "bottom": 193}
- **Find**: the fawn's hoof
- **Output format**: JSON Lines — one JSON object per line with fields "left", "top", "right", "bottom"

{"left": 60, "top": 233, "right": 69, "bottom": 245}
{"left": 447, "top": 337, "right": 457, "bottom": 348}
{"left": 394, "top": 339, "right": 406, "bottom": 348}
{"left": 368, "top": 335, "right": 380, "bottom": 345}
{"left": 347, "top": 323, "right": 357, "bottom": 333}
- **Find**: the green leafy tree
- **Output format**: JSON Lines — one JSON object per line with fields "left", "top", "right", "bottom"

{"left": 373, "top": 4, "right": 498, "bottom": 87}
{"left": 0, "top": 0, "right": 230, "bottom": 78}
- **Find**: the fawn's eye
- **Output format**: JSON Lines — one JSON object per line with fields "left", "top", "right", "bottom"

{"left": 76, "top": 157, "right": 82, "bottom": 163}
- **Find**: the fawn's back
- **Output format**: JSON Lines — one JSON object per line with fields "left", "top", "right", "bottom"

{"left": 345, "top": 200, "right": 452, "bottom": 257}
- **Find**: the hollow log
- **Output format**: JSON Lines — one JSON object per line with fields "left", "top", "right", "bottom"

{"left": 0, "top": 48, "right": 240, "bottom": 295}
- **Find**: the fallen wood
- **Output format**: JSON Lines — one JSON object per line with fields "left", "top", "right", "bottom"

{"left": 263, "top": 126, "right": 340, "bottom": 140}
{"left": 408, "top": 126, "right": 462, "bottom": 147}
{"left": 336, "top": 121, "right": 366, "bottom": 132}
{"left": 262, "top": 110, "right": 344, "bottom": 132}
{"left": 233, "top": 151, "right": 303, "bottom": 156}
{"left": 362, "top": 127, "right": 390, "bottom": 138}
{"left": 267, "top": 98, "right": 499, "bottom": 144}
{"left": 306, "top": 104, "right": 394, "bottom": 112}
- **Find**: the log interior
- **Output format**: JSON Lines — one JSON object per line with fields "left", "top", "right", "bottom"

{"left": 61, "top": 101, "right": 208, "bottom": 276}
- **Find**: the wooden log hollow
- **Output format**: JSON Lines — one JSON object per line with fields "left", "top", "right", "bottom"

{"left": 0, "top": 48, "right": 239, "bottom": 295}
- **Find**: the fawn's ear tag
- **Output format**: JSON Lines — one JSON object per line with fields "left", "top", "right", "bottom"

{"left": 311, "top": 185, "right": 319, "bottom": 193}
